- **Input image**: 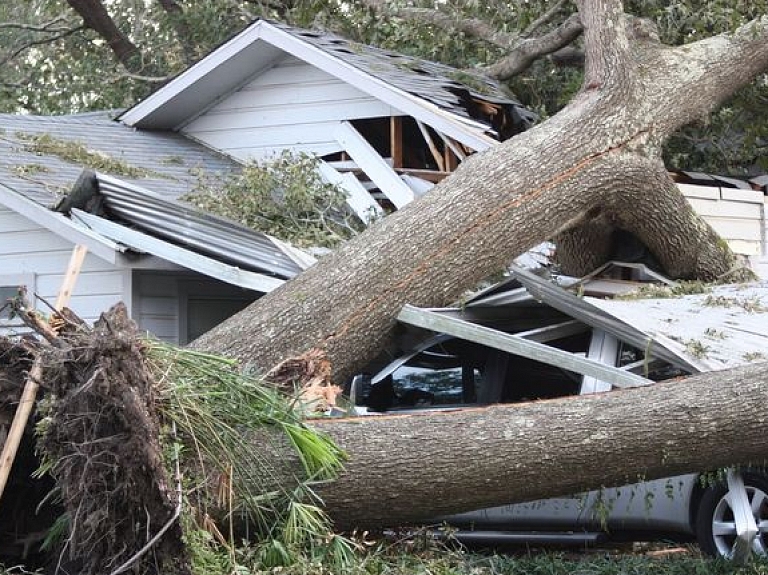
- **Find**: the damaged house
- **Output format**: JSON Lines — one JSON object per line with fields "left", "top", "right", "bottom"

{"left": 0, "top": 18, "right": 766, "bottom": 344}
{"left": 1, "top": 18, "right": 768, "bottom": 564}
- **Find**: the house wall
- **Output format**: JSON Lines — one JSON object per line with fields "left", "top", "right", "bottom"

{"left": 753, "top": 196, "right": 768, "bottom": 279}
{"left": 134, "top": 271, "right": 260, "bottom": 345}
{"left": 678, "top": 183, "right": 765, "bottom": 258}
{"left": 0, "top": 207, "right": 129, "bottom": 334}
{"left": 181, "top": 55, "right": 396, "bottom": 162}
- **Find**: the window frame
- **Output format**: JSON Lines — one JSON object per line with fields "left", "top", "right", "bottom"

{"left": 0, "top": 273, "right": 36, "bottom": 329}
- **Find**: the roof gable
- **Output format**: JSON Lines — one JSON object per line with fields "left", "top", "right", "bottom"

{"left": 118, "top": 20, "right": 533, "bottom": 150}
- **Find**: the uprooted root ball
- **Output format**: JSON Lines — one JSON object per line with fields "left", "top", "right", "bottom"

{"left": 37, "top": 303, "right": 189, "bottom": 575}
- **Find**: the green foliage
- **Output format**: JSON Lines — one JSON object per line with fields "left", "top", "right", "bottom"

{"left": 147, "top": 341, "right": 356, "bottom": 573}
{"left": 2, "top": 0, "right": 767, "bottom": 174}
{"left": 184, "top": 151, "right": 364, "bottom": 248}
{"left": 16, "top": 132, "right": 158, "bottom": 178}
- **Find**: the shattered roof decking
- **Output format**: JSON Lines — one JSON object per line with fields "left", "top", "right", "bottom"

{"left": 587, "top": 283, "right": 768, "bottom": 370}
{"left": 273, "top": 21, "right": 536, "bottom": 131}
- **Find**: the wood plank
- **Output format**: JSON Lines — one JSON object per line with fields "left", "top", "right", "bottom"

{"left": 0, "top": 245, "right": 88, "bottom": 504}
{"left": 187, "top": 98, "right": 392, "bottom": 132}
{"left": 54, "top": 245, "right": 87, "bottom": 310}
{"left": 677, "top": 182, "right": 720, "bottom": 201}
{"left": 212, "top": 79, "right": 379, "bottom": 109}
{"left": 390, "top": 116, "right": 403, "bottom": 169}
{"left": 334, "top": 121, "right": 414, "bottom": 209}
{"left": 225, "top": 143, "right": 344, "bottom": 163}
{"left": 317, "top": 160, "right": 382, "bottom": 221}
{"left": 706, "top": 217, "right": 762, "bottom": 241}
{"left": 394, "top": 168, "right": 451, "bottom": 183}
{"left": 397, "top": 304, "right": 651, "bottom": 389}
{"left": 687, "top": 197, "right": 763, "bottom": 219}
{"left": 720, "top": 187, "right": 765, "bottom": 204}
{"left": 415, "top": 120, "right": 445, "bottom": 171}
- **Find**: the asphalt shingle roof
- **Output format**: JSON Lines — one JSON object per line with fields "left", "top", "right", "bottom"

{"left": 0, "top": 111, "right": 237, "bottom": 206}
{"left": 271, "top": 21, "right": 536, "bottom": 134}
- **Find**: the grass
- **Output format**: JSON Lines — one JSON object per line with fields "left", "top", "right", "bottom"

{"left": 170, "top": 542, "right": 768, "bottom": 575}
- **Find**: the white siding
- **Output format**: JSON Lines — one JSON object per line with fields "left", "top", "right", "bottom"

{"left": 679, "top": 183, "right": 764, "bottom": 257}
{"left": 0, "top": 207, "right": 127, "bottom": 333}
{"left": 182, "top": 55, "right": 395, "bottom": 162}
{"left": 134, "top": 271, "right": 260, "bottom": 345}
{"left": 135, "top": 272, "right": 179, "bottom": 343}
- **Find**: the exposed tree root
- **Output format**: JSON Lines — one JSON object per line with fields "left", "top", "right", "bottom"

{"left": 35, "top": 303, "right": 189, "bottom": 575}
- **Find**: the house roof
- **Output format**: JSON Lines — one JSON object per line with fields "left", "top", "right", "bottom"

{"left": 0, "top": 112, "right": 312, "bottom": 287}
{"left": 118, "top": 19, "right": 534, "bottom": 150}
{"left": 0, "top": 110, "right": 236, "bottom": 207}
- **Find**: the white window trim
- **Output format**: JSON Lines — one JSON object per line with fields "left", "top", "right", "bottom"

{"left": 0, "top": 273, "right": 36, "bottom": 330}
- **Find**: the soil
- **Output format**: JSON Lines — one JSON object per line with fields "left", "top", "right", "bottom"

{"left": 14, "top": 303, "right": 189, "bottom": 574}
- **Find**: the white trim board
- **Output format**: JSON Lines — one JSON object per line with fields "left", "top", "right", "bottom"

{"left": 72, "top": 210, "right": 284, "bottom": 293}
{"left": 335, "top": 121, "right": 414, "bottom": 209}
{"left": 0, "top": 183, "right": 121, "bottom": 264}
{"left": 398, "top": 304, "right": 652, "bottom": 389}
{"left": 119, "top": 20, "right": 498, "bottom": 152}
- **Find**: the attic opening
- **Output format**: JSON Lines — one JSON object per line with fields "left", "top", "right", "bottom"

{"left": 322, "top": 116, "right": 468, "bottom": 208}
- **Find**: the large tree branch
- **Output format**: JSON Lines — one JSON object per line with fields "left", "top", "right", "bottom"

{"left": 65, "top": 0, "right": 150, "bottom": 75}
{"left": 644, "top": 15, "right": 768, "bottom": 138}
{"left": 577, "top": 0, "right": 631, "bottom": 90}
{"left": 484, "top": 13, "right": 583, "bottom": 80}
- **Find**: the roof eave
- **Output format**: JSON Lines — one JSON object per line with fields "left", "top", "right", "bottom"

{"left": 0, "top": 183, "right": 122, "bottom": 265}
{"left": 119, "top": 20, "right": 499, "bottom": 151}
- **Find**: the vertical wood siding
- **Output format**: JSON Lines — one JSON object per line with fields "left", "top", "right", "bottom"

{"left": 182, "top": 55, "right": 395, "bottom": 162}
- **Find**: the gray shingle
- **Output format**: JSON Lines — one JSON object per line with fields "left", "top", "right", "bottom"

{"left": 0, "top": 110, "right": 237, "bottom": 206}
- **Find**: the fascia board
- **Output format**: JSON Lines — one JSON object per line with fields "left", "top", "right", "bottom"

{"left": 119, "top": 21, "right": 269, "bottom": 127}
{"left": 259, "top": 25, "right": 497, "bottom": 152}
{"left": 120, "top": 19, "right": 497, "bottom": 152}
{"left": 72, "top": 209, "right": 284, "bottom": 293}
{"left": 0, "top": 184, "right": 121, "bottom": 265}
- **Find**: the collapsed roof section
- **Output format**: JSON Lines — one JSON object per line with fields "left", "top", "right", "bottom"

{"left": 118, "top": 19, "right": 534, "bottom": 147}
{"left": 388, "top": 263, "right": 768, "bottom": 393}
{"left": 55, "top": 171, "right": 314, "bottom": 292}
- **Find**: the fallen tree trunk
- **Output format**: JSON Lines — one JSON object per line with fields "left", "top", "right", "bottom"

{"left": 191, "top": 1, "right": 768, "bottom": 384}
{"left": 296, "top": 361, "right": 768, "bottom": 529}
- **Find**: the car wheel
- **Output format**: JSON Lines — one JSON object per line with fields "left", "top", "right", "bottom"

{"left": 695, "top": 471, "right": 768, "bottom": 559}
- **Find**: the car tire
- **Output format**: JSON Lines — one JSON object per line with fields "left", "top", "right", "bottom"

{"left": 695, "top": 471, "right": 768, "bottom": 559}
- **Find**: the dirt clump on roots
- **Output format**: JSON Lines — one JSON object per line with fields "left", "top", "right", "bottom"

{"left": 37, "top": 303, "right": 189, "bottom": 575}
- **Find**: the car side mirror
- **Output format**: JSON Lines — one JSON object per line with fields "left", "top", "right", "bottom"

{"left": 348, "top": 373, "right": 371, "bottom": 406}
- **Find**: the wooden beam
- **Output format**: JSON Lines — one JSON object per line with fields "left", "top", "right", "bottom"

{"left": 54, "top": 245, "right": 88, "bottom": 311}
{"left": 397, "top": 304, "right": 652, "bottom": 389}
{"left": 394, "top": 168, "right": 451, "bottom": 183}
{"left": 390, "top": 116, "right": 403, "bottom": 169}
{"left": 317, "top": 160, "right": 382, "bottom": 221}
{"left": 334, "top": 121, "right": 414, "bottom": 209}
{"left": 0, "top": 245, "right": 88, "bottom": 504}
{"left": 415, "top": 120, "right": 445, "bottom": 171}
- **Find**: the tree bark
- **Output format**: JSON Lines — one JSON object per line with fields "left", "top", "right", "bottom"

{"left": 259, "top": 362, "right": 768, "bottom": 530}
{"left": 192, "top": 2, "right": 768, "bottom": 383}
{"left": 66, "top": 0, "right": 158, "bottom": 76}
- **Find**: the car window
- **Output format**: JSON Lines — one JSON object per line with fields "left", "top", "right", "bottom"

{"left": 391, "top": 364, "right": 483, "bottom": 406}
